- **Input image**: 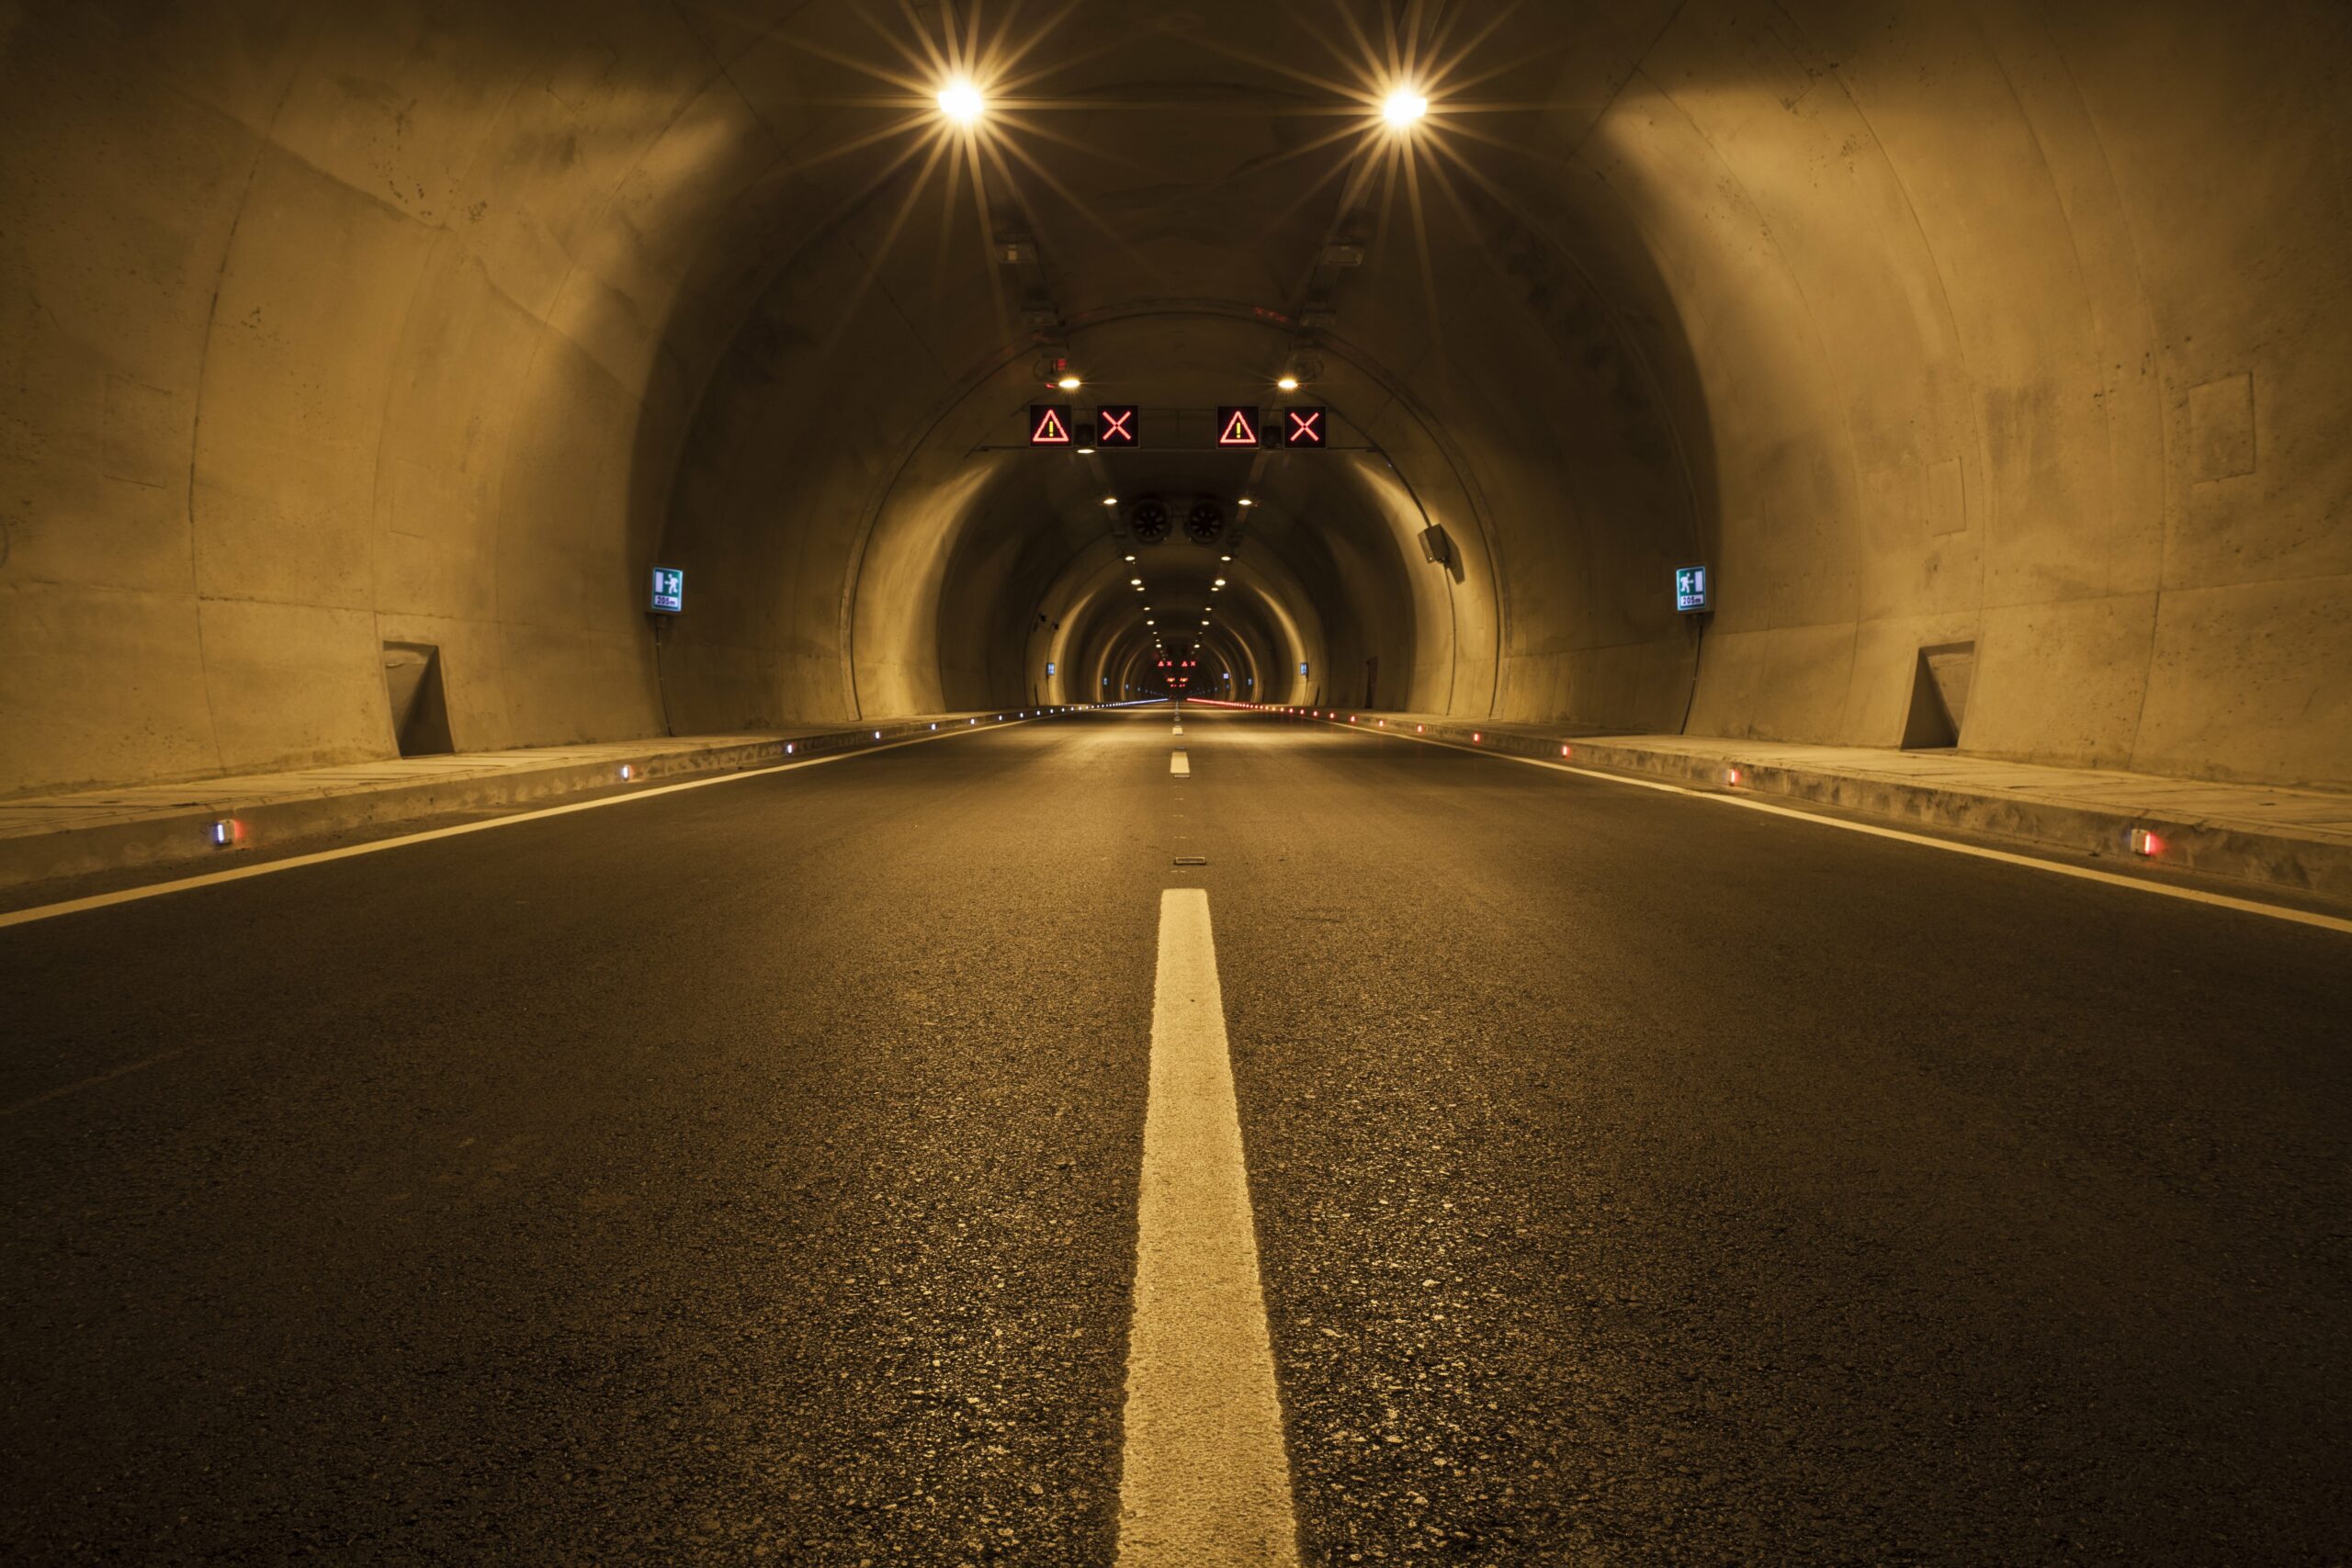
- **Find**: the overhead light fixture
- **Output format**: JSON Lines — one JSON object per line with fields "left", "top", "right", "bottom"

{"left": 1130, "top": 577, "right": 1143, "bottom": 586}
{"left": 1383, "top": 87, "right": 1428, "bottom": 128}
{"left": 1214, "top": 578, "right": 1227, "bottom": 586}
{"left": 1124, "top": 553, "right": 1136, "bottom": 561}
{"left": 1102, "top": 496, "right": 1118, "bottom": 506}
{"left": 1075, "top": 446, "right": 1095, "bottom": 456}
{"left": 1237, "top": 498, "right": 1255, "bottom": 509}
{"left": 1057, "top": 374, "right": 1082, "bottom": 390}
{"left": 938, "top": 79, "right": 985, "bottom": 125}
{"left": 1276, "top": 376, "right": 1299, "bottom": 392}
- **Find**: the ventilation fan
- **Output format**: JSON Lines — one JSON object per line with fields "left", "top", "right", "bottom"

{"left": 1185, "top": 497, "right": 1226, "bottom": 544}
{"left": 1127, "top": 496, "right": 1170, "bottom": 544}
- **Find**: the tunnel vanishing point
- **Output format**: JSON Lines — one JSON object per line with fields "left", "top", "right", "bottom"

{"left": 3, "top": 3, "right": 2350, "bottom": 1565}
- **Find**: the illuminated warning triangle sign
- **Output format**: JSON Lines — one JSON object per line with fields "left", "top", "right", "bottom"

{"left": 1216, "top": 405, "right": 1260, "bottom": 446}
{"left": 1028, "top": 404, "right": 1073, "bottom": 446}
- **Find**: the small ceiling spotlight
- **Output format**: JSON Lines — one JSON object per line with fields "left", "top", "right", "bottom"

{"left": 1214, "top": 578, "right": 1227, "bottom": 587}
{"left": 1103, "top": 496, "right": 1118, "bottom": 506}
{"left": 938, "top": 79, "right": 985, "bottom": 125}
{"left": 1057, "top": 374, "right": 1082, "bottom": 390}
{"left": 1124, "top": 552, "right": 1136, "bottom": 561}
{"left": 1276, "top": 376, "right": 1300, "bottom": 392}
{"left": 1130, "top": 577, "right": 1143, "bottom": 586}
{"left": 1384, "top": 87, "right": 1428, "bottom": 128}
{"left": 1237, "top": 497, "right": 1255, "bottom": 508}
{"left": 1220, "top": 553, "right": 1233, "bottom": 561}
{"left": 1075, "top": 446, "right": 1095, "bottom": 456}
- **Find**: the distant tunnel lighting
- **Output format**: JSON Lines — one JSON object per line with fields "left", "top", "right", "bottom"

{"left": 1125, "top": 553, "right": 1136, "bottom": 561}
{"left": 938, "top": 79, "right": 985, "bottom": 125}
{"left": 1214, "top": 578, "right": 1227, "bottom": 586}
{"left": 1103, "top": 496, "right": 1119, "bottom": 506}
{"left": 1076, "top": 446, "right": 1095, "bottom": 456}
{"left": 1384, "top": 88, "right": 1429, "bottom": 127}
{"left": 1057, "top": 374, "right": 1082, "bottom": 390}
{"left": 1276, "top": 376, "right": 1299, "bottom": 392}
{"left": 1237, "top": 499, "right": 1254, "bottom": 509}
{"left": 1220, "top": 553, "right": 1233, "bottom": 560}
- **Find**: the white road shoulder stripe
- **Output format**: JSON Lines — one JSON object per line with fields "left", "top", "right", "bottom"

{"left": 1119, "top": 888, "right": 1298, "bottom": 1565}
{"left": 1332, "top": 722, "right": 2352, "bottom": 936}
{"left": 0, "top": 720, "right": 1029, "bottom": 930}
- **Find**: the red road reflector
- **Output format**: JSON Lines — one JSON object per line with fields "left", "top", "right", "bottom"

{"left": 1216, "top": 405, "right": 1260, "bottom": 446}
{"left": 1029, "top": 404, "right": 1074, "bottom": 445}
{"left": 1282, "top": 406, "right": 1327, "bottom": 448}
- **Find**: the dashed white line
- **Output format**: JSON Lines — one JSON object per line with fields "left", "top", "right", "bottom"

{"left": 1170, "top": 750, "right": 1192, "bottom": 778}
{"left": 1118, "top": 889, "right": 1299, "bottom": 1566}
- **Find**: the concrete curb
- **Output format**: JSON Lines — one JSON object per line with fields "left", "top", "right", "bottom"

{"left": 1268, "top": 706, "right": 2352, "bottom": 906}
{"left": 0, "top": 710, "right": 1066, "bottom": 892}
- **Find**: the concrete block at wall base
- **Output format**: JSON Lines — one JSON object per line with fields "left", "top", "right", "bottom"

{"left": 1268, "top": 705, "right": 2352, "bottom": 907}
{"left": 0, "top": 712, "right": 1065, "bottom": 893}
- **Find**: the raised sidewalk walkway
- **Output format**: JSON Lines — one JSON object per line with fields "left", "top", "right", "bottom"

{"left": 1268, "top": 704, "right": 2352, "bottom": 906}
{"left": 0, "top": 708, "right": 1065, "bottom": 891}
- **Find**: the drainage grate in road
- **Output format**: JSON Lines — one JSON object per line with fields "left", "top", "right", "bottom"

{"left": 1172, "top": 855, "right": 1208, "bottom": 866}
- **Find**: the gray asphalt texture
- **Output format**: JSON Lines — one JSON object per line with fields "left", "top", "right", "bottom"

{"left": 3, "top": 708, "right": 2346, "bottom": 1563}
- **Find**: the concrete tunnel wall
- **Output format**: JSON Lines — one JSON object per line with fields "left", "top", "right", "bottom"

{"left": 2, "top": 1, "right": 2346, "bottom": 796}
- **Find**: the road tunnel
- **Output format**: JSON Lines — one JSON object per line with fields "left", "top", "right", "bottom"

{"left": 3, "top": 3, "right": 2349, "bottom": 1562}
{"left": 6, "top": 0, "right": 2344, "bottom": 793}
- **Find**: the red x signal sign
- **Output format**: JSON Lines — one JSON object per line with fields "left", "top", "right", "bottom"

{"left": 1028, "top": 404, "right": 1073, "bottom": 446}
{"left": 1282, "top": 406, "right": 1328, "bottom": 448}
{"left": 1095, "top": 405, "right": 1138, "bottom": 446}
{"left": 1215, "top": 405, "right": 1260, "bottom": 447}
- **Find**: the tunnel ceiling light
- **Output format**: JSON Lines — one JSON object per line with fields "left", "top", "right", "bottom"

{"left": 938, "top": 78, "right": 986, "bottom": 125}
{"left": 1276, "top": 376, "right": 1299, "bottom": 392}
{"left": 1383, "top": 87, "right": 1428, "bottom": 127}
{"left": 1237, "top": 498, "right": 1254, "bottom": 508}
{"left": 1076, "top": 446, "right": 1095, "bottom": 455}
{"left": 1103, "top": 496, "right": 1119, "bottom": 506}
{"left": 1215, "top": 578, "right": 1227, "bottom": 586}
{"left": 1057, "top": 374, "right": 1082, "bottom": 390}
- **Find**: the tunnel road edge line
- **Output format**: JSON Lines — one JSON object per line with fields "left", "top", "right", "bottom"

{"left": 1317, "top": 718, "right": 2352, "bottom": 936}
{"left": 0, "top": 717, "right": 1048, "bottom": 931}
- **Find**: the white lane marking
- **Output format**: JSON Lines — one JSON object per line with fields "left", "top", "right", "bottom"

{"left": 0, "top": 719, "right": 1034, "bottom": 931}
{"left": 1170, "top": 750, "right": 1192, "bottom": 778}
{"left": 1325, "top": 719, "right": 2352, "bottom": 935}
{"left": 1119, "top": 889, "right": 1299, "bottom": 1567}
{"left": 1173, "top": 725, "right": 1184, "bottom": 735}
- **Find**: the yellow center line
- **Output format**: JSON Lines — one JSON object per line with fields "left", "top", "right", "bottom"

{"left": 1118, "top": 889, "right": 1299, "bottom": 1566}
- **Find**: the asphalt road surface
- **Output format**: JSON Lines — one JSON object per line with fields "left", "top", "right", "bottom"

{"left": 4, "top": 707, "right": 2346, "bottom": 1563}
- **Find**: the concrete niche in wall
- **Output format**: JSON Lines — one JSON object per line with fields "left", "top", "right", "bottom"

{"left": 381, "top": 643, "right": 455, "bottom": 760}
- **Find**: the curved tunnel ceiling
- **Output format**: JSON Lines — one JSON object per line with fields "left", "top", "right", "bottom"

{"left": 4, "top": 0, "right": 2346, "bottom": 793}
